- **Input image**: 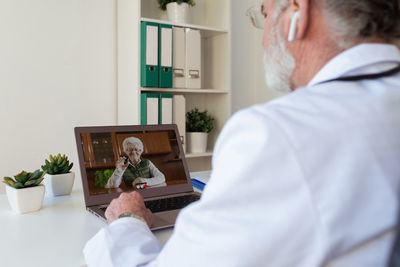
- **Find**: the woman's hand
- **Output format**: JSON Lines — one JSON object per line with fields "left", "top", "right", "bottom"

{"left": 115, "top": 157, "right": 129, "bottom": 171}
{"left": 132, "top": 178, "right": 146, "bottom": 188}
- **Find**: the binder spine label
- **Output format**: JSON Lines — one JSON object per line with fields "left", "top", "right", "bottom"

{"left": 141, "top": 22, "right": 159, "bottom": 87}
{"left": 159, "top": 24, "right": 173, "bottom": 88}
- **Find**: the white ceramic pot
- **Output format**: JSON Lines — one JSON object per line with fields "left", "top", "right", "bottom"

{"left": 44, "top": 172, "right": 75, "bottom": 196}
{"left": 6, "top": 184, "right": 45, "bottom": 214}
{"left": 166, "top": 2, "right": 189, "bottom": 24}
{"left": 187, "top": 132, "right": 208, "bottom": 153}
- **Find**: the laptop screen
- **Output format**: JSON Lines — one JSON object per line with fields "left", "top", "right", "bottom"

{"left": 75, "top": 125, "right": 192, "bottom": 204}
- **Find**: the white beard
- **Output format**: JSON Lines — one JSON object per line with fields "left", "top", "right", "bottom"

{"left": 263, "top": 26, "right": 296, "bottom": 93}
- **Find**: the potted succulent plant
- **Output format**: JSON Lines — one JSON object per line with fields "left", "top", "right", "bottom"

{"left": 41, "top": 154, "right": 74, "bottom": 196}
{"left": 186, "top": 108, "right": 214, "bottom": 153}
{"left": 3, "top": 170, "right": 45, "bottom": 214}
{"left": 157, "top": 0, "right": 195, "bottom": 24}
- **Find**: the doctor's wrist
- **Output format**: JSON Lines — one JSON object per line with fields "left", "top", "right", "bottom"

{"left": 118, "top": 212, "right": 146, "bottom": 224}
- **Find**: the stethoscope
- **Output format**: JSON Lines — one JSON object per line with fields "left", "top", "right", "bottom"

{"left": 322, "top": 64, "right": 400, "bottom": 84}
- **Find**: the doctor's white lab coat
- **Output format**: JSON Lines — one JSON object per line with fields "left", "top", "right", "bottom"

{"left": 84, "top": 44, "right": 400, "bottom": 267}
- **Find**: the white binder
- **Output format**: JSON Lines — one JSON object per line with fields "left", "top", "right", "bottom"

{"left": 161, "top": 95, "right": 173, "bottom": 124}
{"left": 173, "top": 27, "right": 186, "bottom": 88}
{"left": 146, "top": 97, "right": 159, "bottom": 125}
{"left": 185, "top": 28, "right": 201, "bottom": 89}
{"left": 173, "top": 95, "right": 186, "bottom": 152}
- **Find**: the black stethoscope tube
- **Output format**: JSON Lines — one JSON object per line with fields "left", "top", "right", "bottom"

{"left": 321, "top": 64, "right": 400, "bottom": 83}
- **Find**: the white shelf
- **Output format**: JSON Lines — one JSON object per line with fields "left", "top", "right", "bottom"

{"left": 141, "top": 88, "right": 229, "bottom": 94}
{"left": 185, "top": 151, "right": 213, "bottom": 159}
{"left": 141, "top": 17, "right": 228, "bottom": 38}
{"left": 117, "top": 0, "right": 231, "bottom": 172}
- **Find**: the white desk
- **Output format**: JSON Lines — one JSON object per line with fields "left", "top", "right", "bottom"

{"left": 0, "top": 190, "right": 173, "bottom": 267}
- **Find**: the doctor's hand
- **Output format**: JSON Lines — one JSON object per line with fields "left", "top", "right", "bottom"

{"left": 105, "top": 192, "right": 153, "bottom": 227}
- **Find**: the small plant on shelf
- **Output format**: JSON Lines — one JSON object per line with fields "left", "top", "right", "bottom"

{"left": 41, "top": 153, "right": 73, "bottom": 174}
{"left": 157, "top": 0, "right": 195, "bottom": 11}
{"left": 186, "top": 108, "right": 214, "bottom": 133}
{"left": 186, "top": 108, "right": 214, "bottom": 153}
{"left": 41, "top": 154, "right": 75, "bottom": 196}
{"left": 3, "top": 170, "right": 45, "bottom": 189}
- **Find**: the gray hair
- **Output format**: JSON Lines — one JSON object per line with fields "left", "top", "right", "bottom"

{"left": 274, "top": 0, "right": 400, "bottom": 48}
{"left": 320, "top": 0, "right": 400, "bottom": 48}
{"left": 122, "top": 137, "right": 143, "bottom": 153}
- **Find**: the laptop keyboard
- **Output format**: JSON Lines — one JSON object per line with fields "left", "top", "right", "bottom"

{"left": 145, "top": 194, "right": 200, "bottom": 213}
{"left": 100, "top": 194, "right": 200, "bottom": 213}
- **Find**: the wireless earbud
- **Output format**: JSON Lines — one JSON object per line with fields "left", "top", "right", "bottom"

{"left": 288, "top": 11, "right": 301, "bottom": 42}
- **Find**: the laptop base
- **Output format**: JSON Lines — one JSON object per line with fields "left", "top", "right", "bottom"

{"left": 87, "top": 191, "right": 200, "bottom": 230}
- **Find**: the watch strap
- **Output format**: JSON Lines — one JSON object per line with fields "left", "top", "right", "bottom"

{"left": 118, "top": 212, "right": 146, "bottom": 224}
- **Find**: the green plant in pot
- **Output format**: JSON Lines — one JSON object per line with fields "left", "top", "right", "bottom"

{"left": 157, "top": 0, "right": 195, "bottom": 24}
{"left": 41, "top": 154, "right": 75, "bottom": 196}
{"left": 95, "top": 169, "right": 114, "bottom": 188}
{"left": 3, "top": 170, "right": 46, "bottom": 214}
{"left": 186, "top": 108, "right": 214, "bottom": 153}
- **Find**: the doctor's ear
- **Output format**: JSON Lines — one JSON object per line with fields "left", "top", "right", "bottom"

{"left": 286, "top": 0, "right": 310, "bottom": 42}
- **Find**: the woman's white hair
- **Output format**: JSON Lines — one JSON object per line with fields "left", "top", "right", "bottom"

{"left": 122, "top": 137, "right": 144, "bottom": 153}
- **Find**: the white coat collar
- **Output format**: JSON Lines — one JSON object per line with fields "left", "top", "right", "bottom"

{"left": 308, "top": 44, "right": 400, "bottom": 86}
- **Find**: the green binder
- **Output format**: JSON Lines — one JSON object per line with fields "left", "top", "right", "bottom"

{"left": 159, "top": 24, "right": 173, "bottom": 88}
{"left": 140, "top": 93, "right": 160, "bottom": 125}
{"left": 141, "top": 22, "right": 159, "bottom": 87}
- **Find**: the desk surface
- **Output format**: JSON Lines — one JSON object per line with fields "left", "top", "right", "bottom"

{"left": 0, "top": 190, "right": 173, "bottom": 267}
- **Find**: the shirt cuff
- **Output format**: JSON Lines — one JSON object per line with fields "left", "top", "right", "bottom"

{"left": 112, "top": 216, "right": 149, "bottom": 228}
{"left": 84, "top": 216, "right": 158, "bottom": 267}
{"left": 118, "top": 212, "right": 147, "bottom": 225}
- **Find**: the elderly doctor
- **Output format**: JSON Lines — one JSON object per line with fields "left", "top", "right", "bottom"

{"left": 84, "top": 0, "right": 400, "bottom": 266}
{"left": 105, "top": 137, "right": 166, "bottom": 189}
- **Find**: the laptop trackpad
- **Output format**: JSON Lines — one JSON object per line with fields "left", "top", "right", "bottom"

{"left": 151, "top": 210, "right": 180, "bottom": 231}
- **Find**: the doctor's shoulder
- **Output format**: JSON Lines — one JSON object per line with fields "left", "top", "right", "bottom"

{"left": 216, "top": 87, "right": 328, "bottom": 142}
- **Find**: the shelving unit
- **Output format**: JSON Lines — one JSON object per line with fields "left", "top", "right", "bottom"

{"left": 140, "top": 17, "right": 228, "bottom": 38}
{"left": 141, "top": 88, "right": 229, "bottom": 94}
{"left": 117, "top": 0, "right": 231, "bottom": 171}
{"left": 185, "top": 151, "right": 213, "bottom": 159}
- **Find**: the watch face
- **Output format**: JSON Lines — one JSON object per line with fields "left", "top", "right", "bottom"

{"left": 118, "top": 212, "right": 135, "bottom": 218}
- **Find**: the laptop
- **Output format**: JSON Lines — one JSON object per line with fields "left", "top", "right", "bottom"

{"left": 74, "top": 124, "right": 201, "bottom": 231}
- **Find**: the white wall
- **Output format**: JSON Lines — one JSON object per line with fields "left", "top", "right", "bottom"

{"left": 231, "top": 0, "right": 284, "bottom": 113}
{"left": 0, "top": 0, "right": 117, "bottom": 193}
{"left": 0, "top": 0, "right": 286, "bottom": 194}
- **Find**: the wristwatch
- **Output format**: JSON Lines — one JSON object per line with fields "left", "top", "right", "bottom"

{"left": 118, "top": 212, "right": 146, "bottom": 224}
